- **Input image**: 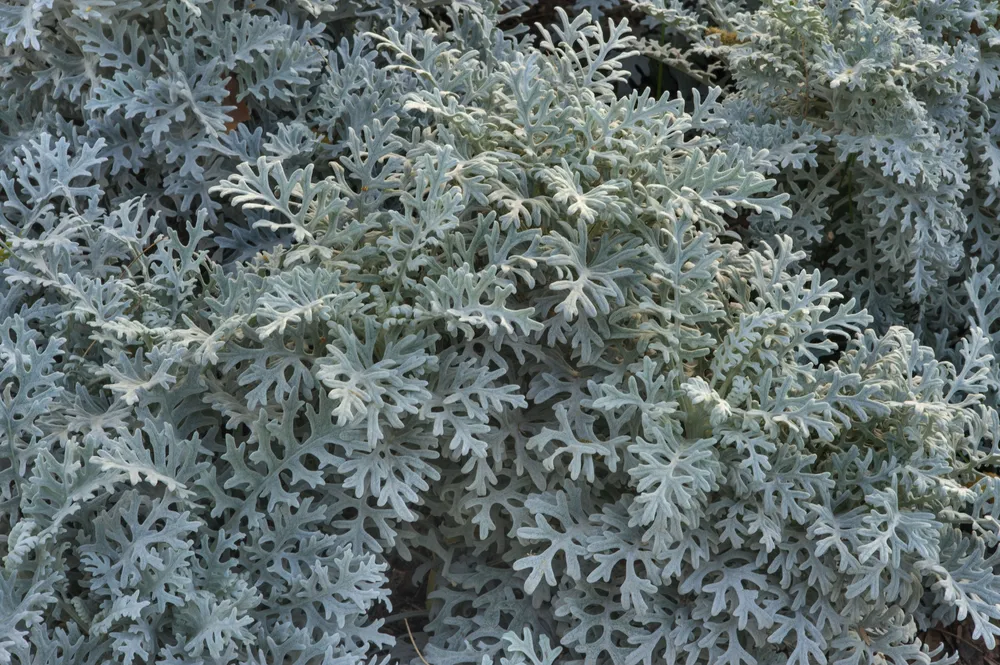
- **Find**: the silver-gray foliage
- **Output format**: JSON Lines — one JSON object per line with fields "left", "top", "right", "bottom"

{"left": 2, "top": 1, "right": 1000, "bottom": 665}
{"left": 634, "top": 0, "right": 1000, "bottom": 368}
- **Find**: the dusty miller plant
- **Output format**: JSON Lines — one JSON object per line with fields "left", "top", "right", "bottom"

{"left": 0, "top": 0, "right": 444, "bottom": 261}
{"left": 3, "top": 1, "right": 1000, "bottom": 665}
{"left": 634, "top": 0, "right": 1000, "bottom": 369}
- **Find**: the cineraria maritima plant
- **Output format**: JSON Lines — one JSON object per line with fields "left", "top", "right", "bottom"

{"left": 3, "top": 2, "right": 1000, "bottom": 665}
{"left": 633, "top": 0, "right": 1000, "bottom": 365}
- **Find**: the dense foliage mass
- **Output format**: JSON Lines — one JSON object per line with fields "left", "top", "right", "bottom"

{"left": 3, "top": 1, "right": 1000, "bottom": 665}
{"left": 633, "top": 0, "right": 1000, "bottom": 362}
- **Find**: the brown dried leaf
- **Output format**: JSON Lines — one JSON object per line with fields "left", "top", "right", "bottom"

{"left": 224, "top": 75, "right": 251, "bottom": 132}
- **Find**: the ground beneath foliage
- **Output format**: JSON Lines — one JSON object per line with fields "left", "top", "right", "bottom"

{"left": 924, "top": 622, "right": 1000, "bottom": 665}
{"left": 371, "top": 564, "right": 431, "bottom": 638}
